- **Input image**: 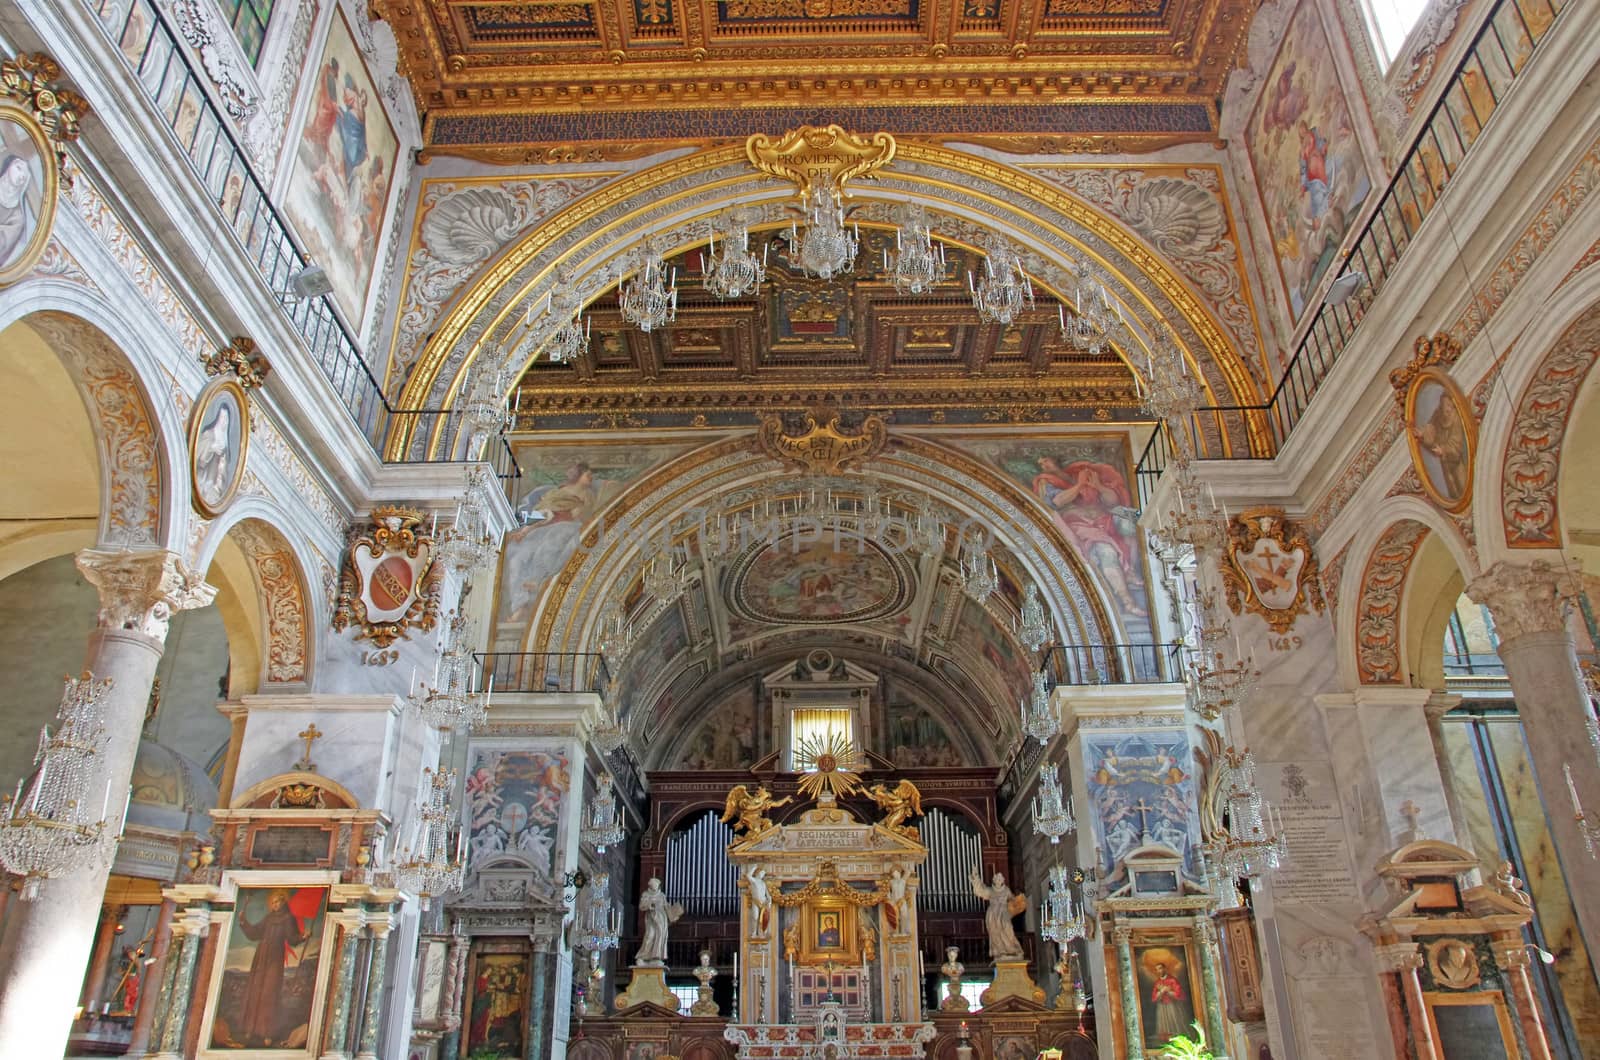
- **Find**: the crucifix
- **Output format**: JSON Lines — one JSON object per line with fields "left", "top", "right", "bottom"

{"left": 1131, "top": 797, "right": 1156, "bottom": 844}
{"left": 1398, "top": 799, "right": 1425, "bottom": 839}
{"left": 295, "top": 723, "right": 323, "bottom": 772}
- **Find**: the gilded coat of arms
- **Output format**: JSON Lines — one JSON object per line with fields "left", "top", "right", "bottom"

{"left": 1221, "top": 507, "right": 1324, "bottom": 633}
{"left": 332, "top": 506, "right": 441, "bottom": 646}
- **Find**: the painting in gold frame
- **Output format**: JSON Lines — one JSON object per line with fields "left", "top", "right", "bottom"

{"left": 1403, "top": 366, "right": 1476, "bottom": 515}
{"left": 465, "top": 939, "right": 532, "bottom": 1058}
{"left": 188, "top": 376, "right": 250, "bottom": 518}
{"left": 798, "top": 899, "right": 857, "bottom": 964}
{"left": 1104, "top": 926, "right": 1201, "bottom": 1055}
{"left": 0, "top": 98, "right": 58, "bottom": 288}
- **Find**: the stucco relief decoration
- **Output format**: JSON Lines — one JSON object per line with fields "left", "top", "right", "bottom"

{"left": 744, "top": 124, "right": 895, "bottom": 200}
{"left": 1221, "top": 507, "right": 1323, "bottom": 633}
{"left": 333, "top": 505, "right": 441, "bottom": 646}
{"left": 168, "top": 0, "right": 258, "bottom": 120}
{"left": 756, "top": 411, "right": 888, "bottom": 475}
{"left": 1354, "top": 520, "right": 1430, "bottom": 684}
{"left": 1029, "top": 167, "right": 1265, "bottom": 384}
{"left": 1390, "top": 332, "right": 1474, "bottom": 515}
{"left": 1501, "top": 304, "right": 1600, "bottom": 547}
{"left": 231, "top": 522, "right": 309, "bottom": 683}
{"left": 202, "top": 336, "right": 272, "bottom": 390}
{"left": 389, "top": 175, "right": 613, "bottom": 385}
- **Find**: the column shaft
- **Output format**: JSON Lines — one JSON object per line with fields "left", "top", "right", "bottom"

{"left": 82, "top": 904, "right": 127, "bottom": 1012}
{"left": 355, "top": 925, "right": 391, "bottom": 1060}
{"left": 1398, "top": 963, "right": 1436, "bottom": 1060}
{"left": 1114, "top": 927, "right": 1144, "bottom": 1060}
{"left": 1194, "top": 920, "right": 1230, "bottom": 1059}
{"left": 126, "top": 897, "right": 175, "bottom": 1057}
{"left": 156, "top": 919, "right": 207, "bottom": 1058}
{"left": 320, "top": 921, "right": 363, "bottom": 1060}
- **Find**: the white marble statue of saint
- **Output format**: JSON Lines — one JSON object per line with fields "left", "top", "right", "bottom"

{"left": 968, "top": 865, "right": 1026, "bottom": 961}
{"left": 634, "top": 877, "right": 684, "bottom": 966}
{"left": 746, "top": 865, "right": 771, "bottom": 937}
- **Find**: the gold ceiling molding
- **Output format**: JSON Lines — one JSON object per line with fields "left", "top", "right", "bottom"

{"left": 392, "top": 139, "right": 1260, "bottom": 457}
{"left": 745, "top": 125, "right": 895, "bottom": 201}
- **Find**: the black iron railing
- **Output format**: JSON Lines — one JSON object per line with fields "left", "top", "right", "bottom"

{"left": 1043, "top": 643, "right": 1184, "bottom": 686}
{"left": 473, "top": 652, "right": 612, "bottom": 694}
{"left": 1135, "top": 0, "right": 1569, "bottom": 506}
{"left": 85, "top": 0, "right": 520, "bottom": 488}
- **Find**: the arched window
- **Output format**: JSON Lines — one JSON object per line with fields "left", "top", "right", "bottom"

{"left": 1359, "top": 0, "right": 1432, "bottom": 68}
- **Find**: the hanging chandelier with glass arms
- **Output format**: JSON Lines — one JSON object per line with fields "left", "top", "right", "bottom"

{"left": 579, "top": 774, "right": 626, "bottom": 853}
{"left": 1021, "top": 670, "right": 1059, "bottom": 746}
{"left": 884, "top": 204, "right": 945, "bottom": 295}
{"left": 434, "top": 466, "right": 501, "bottom": 575}
{"left": 702, "top": 213, "right": 768, "bottom": 300}
{"left": 1031, "top": 762, "right": 1076, "bottom": 843}
{"left": 392, "top": 766, "right": 467, "bottom": 911}
{"left": 1060, "top": 260, "right": 1124, "bottom": 356}
{"left": 0, "top": 673, "right": 117, "bottom": 900}
{"left": 575, "top": 871, "right": 623, "bottom": 953}
{"left": 544, "top": 288, "right": 591, "bottom": 365}
{"left": 961, "top": 533, "right": 998, "bottom": 603}
{"left": 1204, "top": 747, "right": 1287, "bottom": 882}
{"left": 619, "top": 243, "right": 678, "bottom": 332}
{"left": 413, "top": 610, "right": 489, "bottom": 731}
{"left": 969, "top": 234, "right": 1035, "bottom": 326}
{"left": 785, "top": 173, "right": 859, "bottom": 281}
{"left": 1018, "top": 582, "right": 1052, "bottom": 654}
{"left": 1040, "top": 864, "right": 1087, "bottom": 944}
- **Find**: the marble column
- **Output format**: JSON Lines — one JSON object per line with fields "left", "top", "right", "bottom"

{"left": 527, "top": 946, "right": 561, "bottom": 1060}
{"left": 437, "top": 925, "right": 468, "bottom": 1060}
{"left": 355, "top": 917, "right": 393, "bottom": 1060}
{"left": 0, "top": 549, "right": 213, "bottom": 1057}
{"left": 1113, "top": 924, "right": 1144, "bottom": 1060}
{"left": 1193, "top": 918, "right": 1230, "bottom": 1059}
{"left": 320, "top": 912, "right": 366, "bottom": 1060}
{"left": 1467, "top": 560, "right": 1600, "bottom": 955}
{"left": 1421, "top": 691, "right": 1478, "bottom": 872}
{"left": 141, "top": 917, "right": 186, "bottom": 1060}
{"left": 1492, "top": 939, "right": 1553, "bottom": 1060}
{"left": 82, "top": 903, "right": 127, "bottom": 1012}
{"left": 152, "top": 905, "right": 212, "bottom": 1060}
{"left": 125, "top": 897, "right": 175, "bottom": 1058}
{"left": 1373, "top": 942, "right": 1435, "bottom": 1060}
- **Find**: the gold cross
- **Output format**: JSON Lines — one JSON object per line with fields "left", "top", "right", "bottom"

{"left": 295, "top": 724, "right": 323, "bottom": 772}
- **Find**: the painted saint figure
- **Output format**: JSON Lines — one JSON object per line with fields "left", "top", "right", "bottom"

{"left": 1030, "top": 455, "right": 1145, "bottom": 617}
{"left": 0, "top": 153, "right": 37, "bottom": 267}
{"left": 236, "top": 889, "right": 308, "bottom": 1046}
{"left": 194, "top": 400, "right": 234, "bottom": 504}
{"left": 1150, "top": 961, "right": 1188, "bottom": 1042}
{"left": 968, "top": 866, "right": 1026, "bottom": 960}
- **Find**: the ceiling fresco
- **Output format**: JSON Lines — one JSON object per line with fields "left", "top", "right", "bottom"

{"left": 373, "top": 0, "right": 1255, "bottom": 155}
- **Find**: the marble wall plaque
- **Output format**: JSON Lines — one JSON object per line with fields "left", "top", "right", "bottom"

{"left": 1264, "top": 760, "right": 1358, "bottom": 903}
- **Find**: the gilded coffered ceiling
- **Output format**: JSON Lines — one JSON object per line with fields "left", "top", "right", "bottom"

{"left": 373, "top": 0, "right": 1255, "bottom": 155}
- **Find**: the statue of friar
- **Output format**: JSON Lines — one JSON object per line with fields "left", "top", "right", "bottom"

{"left": 633, "top": 877, "right": 684, "bottom": 966}
{"left": 968, "top": 866, "right": 1027, "bottom": 961}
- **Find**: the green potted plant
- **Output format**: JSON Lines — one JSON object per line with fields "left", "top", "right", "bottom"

{"left": 1158, "top": 1022, "right": 1216, "bottom": 1060}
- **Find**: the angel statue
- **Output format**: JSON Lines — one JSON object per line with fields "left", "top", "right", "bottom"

{"left": 968, "top": 866, "right": 1027, "bottom": 961}
{"left": 867, "top": 779, "right": 924, "bottom": 836}
{"left": 721, "top": 784, "right": 793, "bottom": 838}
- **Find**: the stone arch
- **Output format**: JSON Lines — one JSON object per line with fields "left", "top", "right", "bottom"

{"left": 1340, "top": 499, "right": 1477, "bottom": 687}
{"left": 1484, "top": 268, "right": 1600, "bottom": 552}
{"left": 196, "top": 503, "right": 320, "bottom": 689}
{"left": 390, "top": 142, "right": 1267, "bottom": 460}
{"left": 0, "top": 280, "right": 191, "bottom": 551}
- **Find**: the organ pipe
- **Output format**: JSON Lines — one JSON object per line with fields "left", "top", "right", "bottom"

{"left": 664, "top": 810, "right": 738, "bottom": 916}
{"left": 919, "top": 807, "right": 982, "bottom": 913}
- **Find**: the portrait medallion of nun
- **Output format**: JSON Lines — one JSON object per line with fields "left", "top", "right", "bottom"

{"left": 188, "top": 377, "right": 250, "bottom": 517}
{"left": 0, "top": 99, "right": 58, "bottom": 287}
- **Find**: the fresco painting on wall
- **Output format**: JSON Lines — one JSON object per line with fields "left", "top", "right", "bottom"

{"left": 1083, "top": 731, "right": 1199, "bottom": 882}
{"left": 465, "top": 747, "right": 570, "bottom": 876}
{"left": 1246, "top": 0, "right": 1372, "bottom": 321}
{"left": 206, "top": 886, "right": 328, "bottom": 1050}
{"left": 493, "top": 442, "right": 690, "bottom": 650}
{"left": 955, "top": 599, "right": 1032, "bottom": 708}
{"left": 885, "top": 695, "right": 965, "bottom": 767}
{"left": 616, "top": 603, "right": 691, "bottom": 732}
{"left": 676, "top": 683, "right": 759, "bottom": 769}
{"left": 284, "top": 8, "right": 397, "bottom": 322}
{"left": 733, "top": 538, "right": 909, "bottom": 624}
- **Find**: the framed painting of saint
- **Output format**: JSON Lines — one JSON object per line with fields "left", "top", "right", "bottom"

{"left": 0, "top": 98, "right": 57, "bottom": 287}
{"left": 1132, "top": 940, "right": 1199, "bottom": 1051}
{"left": 188, "top": 376, "right": 250, "bottom": 518}
{"left": 799, "top": 899, "right": 857, "bottom": 963}
{"left": 465, "top": 940, "right": 532, "bottom": 1057}
{"left": 1404, "top": 367, "right": 1476, "bottom": 514}
{"left": 201, "top": 884, "right": 331, "bottom": 1053}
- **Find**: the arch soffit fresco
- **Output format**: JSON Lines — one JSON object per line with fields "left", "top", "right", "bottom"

{"left": 392, "top": 142, "right": 1265, "bottom": 456}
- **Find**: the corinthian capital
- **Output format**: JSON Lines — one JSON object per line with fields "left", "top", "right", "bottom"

{"left": 76, "top": 548, "right": 217, "bottom": 641}
{"left": 1466, "top": 559, "right": 1581, "bottom": 642}
{"left": 1371, "top": 942, "right": 1422, "bottom": 973}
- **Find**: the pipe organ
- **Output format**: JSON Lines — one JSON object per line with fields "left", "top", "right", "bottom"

{"left": 918, "top": 807, "right": 983, "bottom": 913}
{"left": 663, "top": 810, "right": 738, "bottom": 916}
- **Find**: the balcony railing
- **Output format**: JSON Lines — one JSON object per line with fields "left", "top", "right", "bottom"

{"left": 84, "top": 0, "right": 520, "bottom": 488}
{"left": 473, "top": 652, "right": 612, "bottom": 694}
{"left": 1043, "top": 643, "right": 1184, "bottom": 686}
{"left": 1136, "top": 0, "right": 1569, "bottom": 506}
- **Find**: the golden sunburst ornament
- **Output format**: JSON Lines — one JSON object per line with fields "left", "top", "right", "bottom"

{"left": 793, "top": 730, "right": 865, "bottom": 804}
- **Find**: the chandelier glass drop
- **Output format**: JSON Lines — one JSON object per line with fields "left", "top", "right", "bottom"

{"left": 969, "top": 235, "right": 1035, "bottom": 326}
{"left": 590, "top": 704, "right": 628, "bottom": 755}
{"left": 1060, "top": 261, "right": 1124, "bottom": 356}
{"left": 1184, "top": 590, "right": 1259, "bottom": 721}
{"left": 703, "top": 215, "right": 767, "bottom": 300}
{"left": 413, "top": 611, "right": 489, "bottom": 731}
{"left": 576, "top": 871, "right": 623, "bottom": 953}
{"left": 1040, "top": 864, "right": 1086, "bottom": 944}
{"left": 1206, "top": 747, "right": 1287, "bottom": 882}
{"left": 1018, "top": 582, "right": 1051, "bottom": 654}
{"left": 961, "top": 534, "right": 998, "bottom": 603}
{"left": 580, "top": 774, "right": 626, "bottom": 853}
{"left": 619, "top": 243, "right": 678, "bottom": 333}
{"left": 458, "top": 358, "right": 513, "bottom": 458}
{"left": 1148, "top": 462, "right": 1229, "bottom": 561}
{"left": 1032, "top": 763, "right": 1076, "bottom": 843}
{"left": 434, "top": 467, "right": 500, "bottom": 575}
{"left": 642, "top": 544, "right": 690, "bottom": 604}
{"left": 1021, "top": 670, "right": 1058, "bottom": 746}
{"left": 0, "top": 673, "right": 116, "bottom": 900}
{"left": 1140, "top": 332, "right": 1205, "bottom": 444}
{"left": 392, "top": 766, "right": 466, "bottom": 911}
{"left": 544, "top": 288, "right": 591, "bottom": 365}
{"left": 785, "top": 174, "right": 858, "bottom": 281}
{"left": 885, "top": 204, "right": 945, "bottom": 295}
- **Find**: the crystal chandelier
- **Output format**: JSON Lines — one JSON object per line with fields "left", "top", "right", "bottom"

{"left": 1031, "top": 763, "right": 1076, "bottom": 843}
{"left": 969, "top": 235, "right": 1035, "bottom": 326}
{"left": 458, "top": 357, "right": 512, "bottom": 459}
{"left": 785, "top": 174, "right": 858, "bottom": 280}
{"left": 1060, "top": 261, "right": 1124, "bottom": 356}
{"left": 642, "top": 545, "right": 690, "bottom": 604}
{"left": 580, "top": 774, "right": 626, "bottom": 853}
{"left": 884, "top": 204, "right": 945, "bottom": 294}
{"left": 413, "top": 611, "right": 489, "bottom": 730}
{"left": 543, "top": 288, "right": 591, "bottom": 365}
{"left": 596, "top": 604, "right": 632, "bottom": 664}
{"left": 0, "top": 673, "right": 116, "bottom": 900}
{"left": 961, "top": 534, "right": 998, "bottom": 603}
{"left": 1018, "top": 582, "right": 1051, "bottom": 654}
{"left": 1148, "top": 462, "right": 1229, "bottom": 560}
{"left": 392, "top": 766, "right": 466, "bottom": 911}
{"left": 1206, "top": 747, "right": 1287, "bottom": 882}
{"left": 911, "top": 499, "right": 946, "bottom": 557}
{"left": 1021, "top": 670, "right": 1058, "bottom": 745}
{"left": 1040, "top": 864, "right": 1086, "bottom": 944}
{"left": 703, "top": 214, "right": 767, "bottom": 300}
{"left": 1140, "top": 332, "right": 1205, "bottom": 453}
{"left": 619, "top": 243, "right": 678, "bottom": 333}
{"left": 434, "top": 467, "right": 500, "bottom": 575}
{"left": 590, "top": 704, "right": 628, "bottom": 754}
{"left": 1184, "top": 590, "right": 1258, "bottom": 721}
{"left": 575, "top": 871, "right": 623, "bottom": 953}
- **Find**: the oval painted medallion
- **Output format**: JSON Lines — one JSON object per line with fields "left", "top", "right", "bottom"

{"left": 727, "top": 534, "right": 912, "bottom": 625}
